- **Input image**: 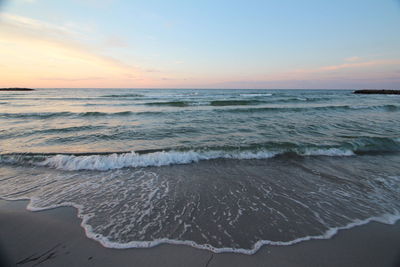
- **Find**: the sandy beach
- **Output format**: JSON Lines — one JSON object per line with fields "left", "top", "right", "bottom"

{"left": 0, "top": 199, "right": 399, "bottom": 267}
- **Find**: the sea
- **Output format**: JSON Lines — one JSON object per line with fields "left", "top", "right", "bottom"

{"left": 0, "top": 88, "right": 399, "bottom": 254}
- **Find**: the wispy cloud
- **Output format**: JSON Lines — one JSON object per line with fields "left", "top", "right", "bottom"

{"left": 13, "top": 0, "right": 37, "bottom": 3}
{"left": 344, "top": 56, "right": 361, "bottom": 62}
{"left": 197, "top": 58, "right": 400, "bottom": 89}
{"left": 206, "top": 72, "right": 400, "bottom": 89}
{"left": 0, "top": 13, "right": 75, "bottom": 37}
{"left": 39, "top": 77, "right": 105, "bottom": 81}
{"left": 319, "top": 60, "right": 398, "bottom": 71}
{"left": 0, "top": 13, "right": 156, "bottom": 87}
{"left": 294, "top": 59, "right": 400, "bottom": 74}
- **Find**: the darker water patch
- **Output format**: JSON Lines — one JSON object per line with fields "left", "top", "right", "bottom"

{"left": 0, "top": 112, "right": 73, "bottom": 119}
{"left": 210, "top": 100, "right": 263, "bottom": 106}
{"left": 101, "top": 94, "right": 144, "bottom": 98}
{"left": 220, "top": 104, "right": 400, "bottom": 114}
{"left": 80, "top": 111, "right": 133, "bottom": 117}
{"left": 0, "top": 111, "right": 134, "bottom": 119}
{"left": 145, "top": 101, "right": 190, "bottom": 107}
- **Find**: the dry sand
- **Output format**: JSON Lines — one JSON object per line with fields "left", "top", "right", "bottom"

{"left": 0, "top": 199, "right": 399, "bottom": 267}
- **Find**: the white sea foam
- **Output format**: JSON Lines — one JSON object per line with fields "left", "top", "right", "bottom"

{"left": 302, "top": 148, "right": 355, "bottom": 156}
{"left": 1, "top": 147, "right": 360, "bottom": 171}
{"left": 2, "top": 153, "right": 399, "bottom": 255}
{"left": 34, "top": 148, "right": 359, "bottom": 171}
{"left": 37, "top": 150, "right": 279, "bottom": 171}
{"left": 49, "top": 207, "right": 400, "bottom": 254}
{"left": 6, "top": 195, "right": 399, "bottom": 255}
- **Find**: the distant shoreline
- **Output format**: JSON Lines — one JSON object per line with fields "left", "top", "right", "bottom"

{"left": 0, "top": 88, "right": 35, "bottom": 91}
{"left": 354, "top": 89, "right": 400, "bottom": 95}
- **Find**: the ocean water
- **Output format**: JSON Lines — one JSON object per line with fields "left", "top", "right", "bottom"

{"left": 0, "top": 88, "right": 399, "bottom": 253}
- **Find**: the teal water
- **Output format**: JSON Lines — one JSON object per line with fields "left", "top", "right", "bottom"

{"left": 0, "top": 89, "right": 399, "bottom": 253}
{"left": 1, "top": 89, "right": 399, "bottom": 158}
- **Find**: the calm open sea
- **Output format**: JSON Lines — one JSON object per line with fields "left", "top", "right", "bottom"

{"left": 1, "top": 88, "right": 399, "bottom": 253}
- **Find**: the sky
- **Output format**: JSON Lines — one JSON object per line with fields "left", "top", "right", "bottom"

{"left": 0, "top": 0, "right": 399, "bottom": 89}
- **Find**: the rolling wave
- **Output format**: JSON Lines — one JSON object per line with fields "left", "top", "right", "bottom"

{"left": 0, "top": 125, "right": 106, "bottom": 140}
{"left": 239, "top": 93, "right": 273, "bottom": 97}
{"left": 144, "top": 100, "right": 264, "bottom": 107}
{"left": 273, "top": 97, "right": 333, "bottom": 103}
{"left": 2, "top": 137, "right": 399, "bottom": 171}
{"left": 145, "top": 101, "right": 191, "bottom": 107}
{"left": 2, "top": 104, "right": 397, "bottom": 120}
{"left": 80, "top": 111, "right": 133, "bottom": 117}
{"left": 0, "top": 111, "right": 134, "bottom": 119}
{"left": 210, "top": 100, "right": 264, "bottom": 106}
{"left": 140, "top": 97, "right": 339, "bottom": 107}
{"left": 223, "top": 104, "right": 400, "bottom": 113}
{"left": 101, "top": 93, "right": 144, "bottom": 98}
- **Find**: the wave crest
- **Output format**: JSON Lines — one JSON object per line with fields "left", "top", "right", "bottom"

{"left": 145, "top": 101, "right": 190, "bottom": 107}
{"left": 37, "top": 150, "right": 279, "bottom": 171}
{"left": 1, "top": 137, "right": 399, "bottom": 171}
{"left": 210, "top": 100, "right": 262, "bottom": 106}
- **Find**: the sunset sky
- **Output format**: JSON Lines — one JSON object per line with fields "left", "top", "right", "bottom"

{"left": 0, "top": 0, "right": 399, "bottom": 89}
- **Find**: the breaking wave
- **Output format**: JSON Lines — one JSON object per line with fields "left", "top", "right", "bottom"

{"left": 2, "top": 136, "right": 399, "bottom": 171}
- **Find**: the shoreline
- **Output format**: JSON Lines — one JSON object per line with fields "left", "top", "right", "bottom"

{"left": 0, "top": 88, "right": 35, "bottom": 91}
{"left": 353, "top": 89, "right": 400, "bottom": 95}
{"left": 1, "top": 199, "right": 399, "bottom": 266}
{"left": 6, "top": 196, "right": 400, "bottom": 255}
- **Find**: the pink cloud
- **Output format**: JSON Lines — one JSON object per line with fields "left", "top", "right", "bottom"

{"left": 319, "top": 60, "right": 398, "bottom": 71}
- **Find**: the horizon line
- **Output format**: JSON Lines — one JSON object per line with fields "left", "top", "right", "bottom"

{"left": 2, "top": 87, "right": 389, "bottom": 90}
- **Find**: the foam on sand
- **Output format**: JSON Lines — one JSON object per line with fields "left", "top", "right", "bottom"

{"left": 7, "top": 195, "right": 400, "bottom": 255}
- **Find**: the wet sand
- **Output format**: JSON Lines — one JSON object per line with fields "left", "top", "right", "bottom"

{"left": 0, "top": 199, "right": 399, "bottom": 267}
